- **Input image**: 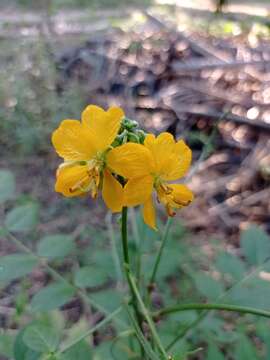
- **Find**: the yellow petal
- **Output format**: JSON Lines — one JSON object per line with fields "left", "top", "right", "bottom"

{"left": 124, "top": 175, "right": 154, "bottom": 207}
{"left": 142, "top": 196, "right": 157, "bottom": 230}
{"left": 55, "top": 164, "right": 90, "bottom": 197}
{"left": 144, "top": 132, "right": 176, "bottom": 175}
{"left": 52, "top": 120, "right": 96, "bottom": 161}
{"left": 102, "top": 170, "right": 123, "bottom": 213}
{"left": 169, "top": 184, "right": 194, "bottom": 206}
{"left": 82, "top": 105, "right": 124, "bottom": 151}
{"left": 171, "top": 139, "right": 192, "bottom": 179}
{"left": 144, "top": 132, "right": 175, "bottom": 151}
{"left": 144, "top": 133, "right": 192, "bottom": 181}
{"left": 107, "top": 143, "right": 154, "bottom": 179}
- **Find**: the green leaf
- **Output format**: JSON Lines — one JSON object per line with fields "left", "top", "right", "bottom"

{"left": 14, "top": 328, "right": 41, "bottom": 360}
{"left": 199, "top": 316, "right": 225, "bottom": 335}
{"left": 92, "top": 250, "right": 115, "bottom": 276}
{"left": 215, "top": 252, "right": 246, "bottom": 281}
{"left": 206, "top": 343, "right": 225, "bottom": 360}
{"left": 0, "top": 333, "right": 14, "bottom": 358}
{"left": 256, "top": 320, "right": 270, "bottom": 359}
{"left": 0, "top": 169, "right": 15, "bottom": 203}
{"left": 31, "top": 282, "right": 75, "bottom": 312}
{"left": 60, "top": 341, "right": 92, "bottom": 360}
{"left": 74, "top": 266, "right": 108, "bottom": 288}
{"left": 23, "top": 323, "right": 60, "bottom": 353}
{"left": 228, "top": 278, "right": 270, "bottom": 308}
{"left": 93, "top": 340, "right": 128, "bottom": 360}
{"left": 63, "top": 319, "right": 88, "bottom": 345}
{"left": 240, "top": 225, "right": 270, "bottom": 265}
{"left": 91, "top": 289, "right": 122, "bottom": 312}
{"left": 235, "top": 335, "right": 259, "bottom": 360}
{"left": 194, "top": 273, "right": 224, "bottom": 301}
{"left": 0, "top": 254, "right": 38, "bottom": 283}
{"left": 5, "top": 203, "right": 39, "bottom": 232}
{"left": 37, "top": 234, "right": 75, "bottom": 259}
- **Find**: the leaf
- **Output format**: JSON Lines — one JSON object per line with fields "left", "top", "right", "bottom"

{"left": 194, "top": 273, "right": 224, "bottom": 301}
{"left": 0, "top": 333, "right": 14, "bottom": 358}
{"left": 92, "top": 250, "right": 115, "bottom": 276}
{"left": 74, "top": 266, "right": 108, "bottom": 288}
{"left": 199, "top": 316, "right": 225, "bottom": 335}
{"left": 228, "top": 278, "right": 270, "bottom": 309}
{"left": 93, "top": 340, "right": 131, "bottom": 360}
{"left": 240, "top": 225, "right": 270, "bottom": 265}
{"left": 91, "top": 289, "right": 122, "bottom": 312}
{"left": 256, "top": 320, "right": 270, "bottom": 359}
{"left": 156, "top": 247, "right": 183, "bottom": 279}
{"left": 206, "top": 343, "right": 225, "bottom": 360}
{"left": 0, "top": 169, "right": 15, "bottom": 203}
{"left": 31, "top": 282, "right": 75, "bottom": 312}
{"left": 60, "top": 319, "right": 89, "bottom": 354}
{"left": 60, "top": 341, "right": 92, "bottom": 360}
{"left": 0, "top": 254, "right": 38, "bottom": 283}
{"left": 23, "top": 323, "right": 60, "bottom": 353}
{"left": 235, "top": 335, "right": 259, "bottom": 360}
{"left": 5, "top": 203, "right": 39, "bottom": 232}
{"left": 37, "top": 234, "right": 75, "bottom": 259}
{"left": 215, "top": 252, "right": 246, "bottom": 281}
{"left": 14, "top": 328, "right": 41, "bottom": 360}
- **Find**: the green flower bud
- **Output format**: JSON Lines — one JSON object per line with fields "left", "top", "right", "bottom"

{"left": 128, "top": 133, "right": 140, "bottom": 143}
{"left": 136, "top": 129, "right": 146, "bottom": 143}
{"left": 122, "top": 117, "right": 138, "bottom": 130}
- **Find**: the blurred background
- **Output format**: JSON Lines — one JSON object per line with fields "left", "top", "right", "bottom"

{"left": 0, "top": 0, "right": 270, "bottom": 359}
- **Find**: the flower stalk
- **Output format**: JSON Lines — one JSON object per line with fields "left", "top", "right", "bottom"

{"left": 121, "top": 207, "right": 169, "bottom": 359}
{"left": 154, "top": 302, "right": 270, "bottom": 319}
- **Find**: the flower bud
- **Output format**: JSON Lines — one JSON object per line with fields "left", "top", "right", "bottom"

{"left": 127, "top": 133, "right": 140, "bottom": 143}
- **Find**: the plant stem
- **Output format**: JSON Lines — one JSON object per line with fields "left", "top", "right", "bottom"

{"left": 155, "top": 302, "right": 270, "bottom": 351}
{"left": 57, "top": 306, "right": 122, "bottom": 355}
{"left": 146, "top": 218, "right": 172, "bottom": 312}
{"left": 155, "top": 302, "right": 270, "bottom": 319}
{"left": 106, "top": 212, "right": 123, "bottom": 284}
{"left": 121, "top": 207, "right": 147, "bottom": 358}
{"left": 121, "top": 207, "right": 130, "bottom": 266}
{"left": 124, "top": 302, "right": 160, "bottom": 360}
{"left": 130, "top": 207, "right": 142, "bottom": 285}
{"left": 149, "top": 218, "right": 172, "bottom": 286}
{"left": 127, "top": 272, "right": 168, "bottom": 360}
{"left": 6, "top": 230, "right": 127, "bottom": 329}
{"left": 121, "top": 207, "right": 167, "bottom": 359}
{"left": 165, "top": 313, "right": 205, "bottom": 351}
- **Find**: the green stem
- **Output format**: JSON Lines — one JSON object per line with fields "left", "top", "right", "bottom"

{"left": 167, "top": 257, "right": 270, "bottom": 351}
{"left": 121, "top": 207, "right": 130, "bottom": 265}
{"left": 146, "top": 218, "right": 172, "bottom": 312}
{"left": 149, "top": 218, "right": 172, "bottom": 286}
{"left": 124, "top": 302, "right": 160, "bottom": 360}
{"left": 57, "top": 306, "right": 122, "bottom": 355}
{"left": 159, "top": 302, "right": 270, "bottom": 351}
{"left": 6, "top": 231, "right": 127, "bottom": 329}
{"left": 106, "top": 212, "right": 123, "bottom": 284}
{"left": 130, "top": 207, "right": 142, "bottom": 284}
{"left": 121, "top": 207, "right": 146, "bottom": 358}
{"left": 127, "top": 272, "right": 168, "bottom": 359}
{"left": 155, "top": 302, "right": 270, "bottom": 319}
{"left": 165, "top": 311, "right": 206, "bottom": 351}
{"left": 121, "top": 208, "right": 167, "bottom": 359}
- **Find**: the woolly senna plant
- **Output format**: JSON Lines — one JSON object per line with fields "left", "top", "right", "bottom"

{"left": 52, "top": 104, "right": 194, "bottom": 359}
{"left": 46, "top": 105, "right": 270, "bottom": 360}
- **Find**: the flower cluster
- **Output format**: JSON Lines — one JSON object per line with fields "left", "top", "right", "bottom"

{"left": 52, "top": 105, "right": 193, "bottom": 229}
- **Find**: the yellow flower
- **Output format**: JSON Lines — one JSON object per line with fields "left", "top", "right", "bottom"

{"left": 107, "top": 132, "right": 194, "bottom": 229}
{"left": 52, "top": 105, "right": 125, "bottom": 212}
